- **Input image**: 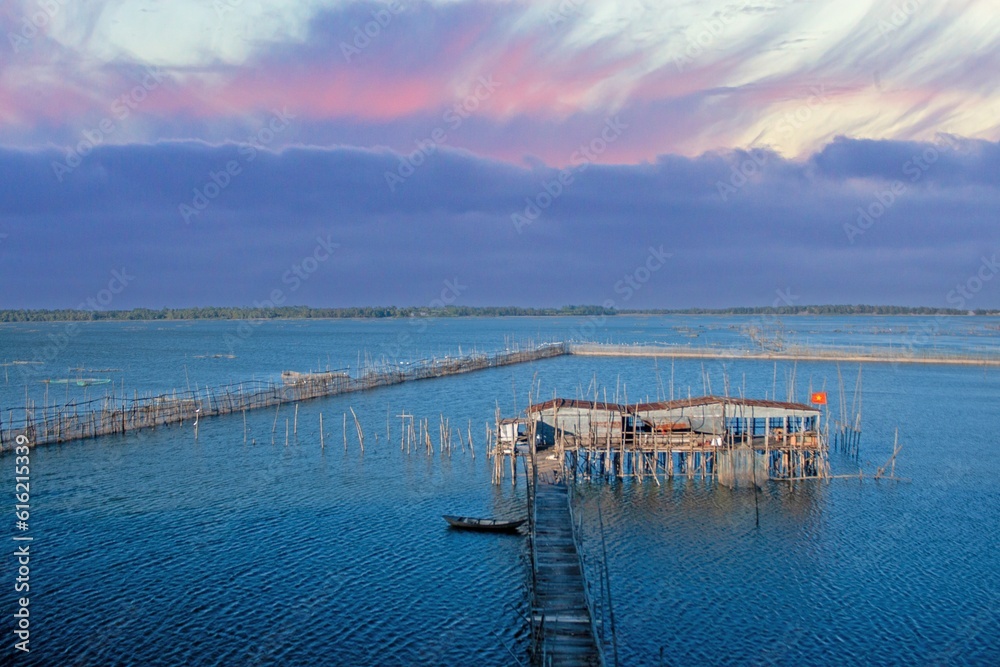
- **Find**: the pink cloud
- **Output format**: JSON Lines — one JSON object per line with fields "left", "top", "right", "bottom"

{"left": 179, "top": 69, "right": 445, "bottom": 121}
{"left": 1, "top": 0, "right": 997, "bottom": 168}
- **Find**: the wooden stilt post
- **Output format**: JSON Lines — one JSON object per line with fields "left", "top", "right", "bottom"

{"left": 350, "top": 407, "right": 364, "bottom": 452}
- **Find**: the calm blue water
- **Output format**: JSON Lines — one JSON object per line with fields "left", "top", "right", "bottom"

{"left": 1, "top": 317, "right": 999, "bottom": 665}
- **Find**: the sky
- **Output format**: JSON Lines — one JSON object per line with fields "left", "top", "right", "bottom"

{"left": 0, "top": 0, "right": 999, "bottom": 309}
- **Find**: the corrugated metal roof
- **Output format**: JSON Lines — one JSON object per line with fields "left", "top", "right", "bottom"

{"left": 526, "top": 395, "right": 818, "bottom": 415}
{"left": 631, "top": 395, "right": 819, "bottom": 414}
{"left": 527, "top": 398, "right": 625, "bottom": 413}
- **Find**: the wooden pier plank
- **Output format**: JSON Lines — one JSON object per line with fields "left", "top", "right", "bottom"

{"left": 529, "top": 454, "right": 604, "bottom": 667}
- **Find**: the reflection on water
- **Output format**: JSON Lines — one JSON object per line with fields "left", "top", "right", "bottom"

{"left": 574, "top": 467, "right": 999, "bottom": 665}
{"left": 1, "top": 318, "right": 999, "bottom": 665}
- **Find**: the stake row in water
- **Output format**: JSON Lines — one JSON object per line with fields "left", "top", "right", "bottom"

{"left": 0, "top": 342, "right": 567, "bottom": 450}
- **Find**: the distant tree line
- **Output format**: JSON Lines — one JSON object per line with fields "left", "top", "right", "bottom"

{"left": 618, "top": 305, "right": 998, "bottom": 316}
{"left": 0, "top": 304, "right": 995, "bottom": 323}
{"left": 0, "top": 305, "right": 617, "bottom": 322}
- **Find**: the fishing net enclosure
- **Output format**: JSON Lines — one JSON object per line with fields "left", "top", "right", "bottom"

{"left": 716, "top": 447, "right": 767, "bottom": 489}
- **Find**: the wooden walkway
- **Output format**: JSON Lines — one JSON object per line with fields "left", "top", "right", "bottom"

{"left": 529, "top": 453, "right": 604, "bottom": 666}
{"left": 1, "top": 343, "right": 568, "bottom": 450}
{"left": 569, "top": 342, "right": 1000, "bottom": 366}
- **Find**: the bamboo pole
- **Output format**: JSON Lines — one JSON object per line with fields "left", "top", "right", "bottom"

{"left": 510, "top": 435, "right": 516, "bottom": 486}
{"left": 272, "top": 403, "right": 280, "bottom": 445}
{"left": 438, "top": 413, "right": 446, "bottom": 454}
{"left": 350, "top": 407, "right": 364, "bottom": 452}
{"left": 0, "top": 343, "right": 573, "bottom": 449}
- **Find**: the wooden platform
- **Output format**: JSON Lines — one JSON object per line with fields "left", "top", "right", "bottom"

{"left": 529, "top": 454, "right": 604, "bottom": 666}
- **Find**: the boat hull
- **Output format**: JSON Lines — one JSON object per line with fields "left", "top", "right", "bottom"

{"left": 442, "top": 515, "right": 525, "bottom": 533}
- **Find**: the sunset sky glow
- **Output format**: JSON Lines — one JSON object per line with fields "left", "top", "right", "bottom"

{"left": 1, "top": 0, "right": 999, "bottom": 308}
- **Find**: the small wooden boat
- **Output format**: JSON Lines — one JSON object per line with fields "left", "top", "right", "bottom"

{"left": 443, "top": 515, "right": 525, "bottom": 533}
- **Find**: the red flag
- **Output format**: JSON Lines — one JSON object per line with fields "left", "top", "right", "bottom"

{"left": 811, "top": 392, "right": 828, "bottom": 405}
